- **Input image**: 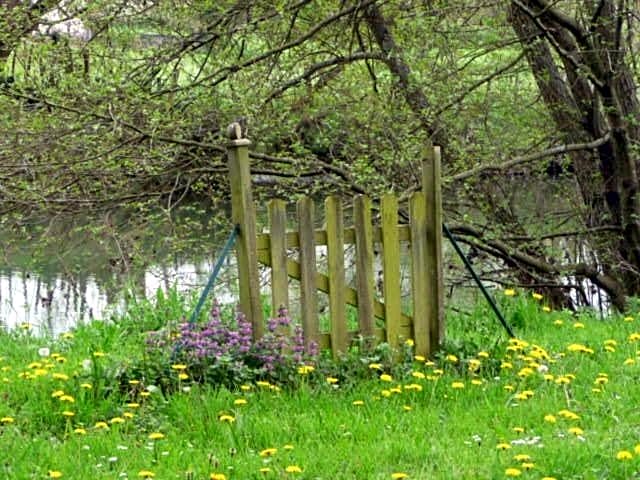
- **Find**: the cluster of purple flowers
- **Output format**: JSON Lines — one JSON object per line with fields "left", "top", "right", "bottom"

{"left": 175, "top": 303, "right": 254, "bottom": 362}
{"left": 146, "top": 302, "right": 319, "bottom": 385}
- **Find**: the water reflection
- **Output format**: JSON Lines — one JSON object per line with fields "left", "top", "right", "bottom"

{"left": 0, "top": 260, "right": 239, "bottom": 335}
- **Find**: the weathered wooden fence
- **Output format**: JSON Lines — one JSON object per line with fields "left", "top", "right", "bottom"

{"left": 226, "top": 124, "right": 444, "bottom": 358}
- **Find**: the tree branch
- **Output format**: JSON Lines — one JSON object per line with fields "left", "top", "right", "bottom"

{"left": 446, "top": 133, "right": 611, "bottom": 183}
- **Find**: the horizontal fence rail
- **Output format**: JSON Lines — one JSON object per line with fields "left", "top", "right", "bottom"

{"left": 225, "top": 123, "right": 444, "bottom": 359}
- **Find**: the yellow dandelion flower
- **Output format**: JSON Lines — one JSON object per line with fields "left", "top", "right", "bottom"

{"left": 48, "top": 471, "right": 63, "bottom": 478}
{"left": 411, "top": 371, "right": 425, "bottom": 379}
{"left": 568, "top": 427, "right": 584, "bottom": 436}
{"left": 138, "top": 471, "right": 155, "bottom": 478}
{"left": 80, "top": 383, "right": 92, "bottom": 389}
{"left": 148, "top": 432, "right": 165, "bottom": 440}
{"left": 445, "top": 354, "right": 458, "bottom": 363}
{"left": 127, "top": 403, "right": 140, "bottom": 408}
{"left": 73, "top": 428, "right": 86, "bottom": 435}
{"left": 544, "top": 414, "right": 556, "bottom": 423}
{"left": 219, "top": 415, "right": 235, "bottom": 423}
{"left": 504, "top": 289, "right": 516, "bottom": 296}
{"left": 210, "top": 474, "right": 227, "bottom": 480}
{"left": 241, "top": 384, "right": 252, "bottom": 391}
{"left": 616, "top": 450, "right": 633, "bottom": 460}
{"left": 501, "top": 362, "right": 513, "bottom": 369}
{"left": 553, "top": 319, "right": 563, "bottom": 325}
{"left": 285, "top": 465, "right": 302, "bottom": 473}
{"left": 471, "top": 379, "right": 483, "bottom": 386}
{"left": 297, "top": 365, "right": 315, "bottom": 375}
{"left": 512, "top": 427, "right": 525, "bottom": 433}
{"left": 532, "top": 292, "right": 543, "bottom": 300}
{"left": 414, "top": 355, "right": 426, "bottom": 362}
{"left": 513, "top": 454, "right": 531, "bottom": 462}
{"left": 95, "top": 421, "right": 109, "bottom": 430}
{"left": 93, "top": 352, "right": 106, "bottom": 358}
{"left": 404, "top": 339, "right": 414, "bottom": 347}
{"left": 61, "top": 411, "right": 74, "bottom": 417}
{"left": 404, "top": 383, "right": 423, "bottom": 391}
{"left": 381, "top": 390, "right": 392, "bottom": 397}
{"left": 380, "top": 374, "right": 393, "bottom": 382}
{"left": 391, "top": 474, "right": 409, "bottom": 479}
{"left": 234, "top": 398, "right": 248, "bottom": 406}
{"left": 283, "top": 444, "right": 294, "bottom": 450}
{"left": 624, "top": 316, "right": 634, "bottom": 322}
{"left": 0, "top": 416, "right": 15, "bottom": 424}
{"left": 368, "top": 363, "right": 382, "bottom": 370}
{"left": 505, "top": 467, "right": 522, "bottom": 476}
{"left": 542, "top": 306, "right": 551, "bottom": 312}
{"left": 326, "top": 377, "right": 339, "bottom": 384}
{"left": 352, "top": 400, "right": 364, "bottom": 406}
{"left": 628, "top": 332, "right": 640, "bottom": 342}
{"left": 171, "top": 364, "right": 187, "bottom": 370}
{"left": 504, "top": 385, "right": 515, "bottom": 392}
{"left": 403, "top": 405, "right": 412, "bottom": 411}
{"left": 573, "top": 322, "right": 585, "bottom": 329}
{"left": 59, "top": 395, "right": 74, "bottom": 403}
{"left": 110, "top": 417, "right": 125, "bottom": 424}
{"left": 52, "top": 373, "right": 69, "bottom": 381}
{"left": 259, "top": 468, "right": 271, "bottom": 474}
{"left": 634, "top": 444, "right": 640, "bottom": 455}
{"left": 451, "top": 381, "right": 465, "bottom": 389}
{"left": 123, "top": 412, "right": 134, "bottom": 419}
{"left": 259, "top": 448, "right": 277, "bottom": 457}
{"left": 496, "top": 443, "right": 512, "bottom": 450}
{"left": 521, "top": 463, "right": 535, "bottom": 470}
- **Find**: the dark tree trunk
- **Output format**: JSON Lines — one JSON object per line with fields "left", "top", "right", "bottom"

{"left": 508, "top": 0, "right": 640, "bottom": 308}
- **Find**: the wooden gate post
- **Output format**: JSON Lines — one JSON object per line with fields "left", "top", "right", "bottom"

{"left": 226, "top": 122, "right": 264, "bottom": 339}
{"left": 423, "top": 145, "right": 444, "bottom": 352}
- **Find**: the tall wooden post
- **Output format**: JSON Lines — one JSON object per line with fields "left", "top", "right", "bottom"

{"left": 227, "top": 122, "right": 264, "bottom": 339}
{"left": 423, "top": 145, "right": 444, "bottom": 352}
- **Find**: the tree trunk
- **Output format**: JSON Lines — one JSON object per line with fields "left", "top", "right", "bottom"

{"left": 509, "top": 0, "right": 640, "bottom": 306}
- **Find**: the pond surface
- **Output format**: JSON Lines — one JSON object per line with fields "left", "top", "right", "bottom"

{"left": 0, "top": 205, "right": 239, "bottom": 335}
{"left": 0, "top": 261, "right": 239, "bottom": 335}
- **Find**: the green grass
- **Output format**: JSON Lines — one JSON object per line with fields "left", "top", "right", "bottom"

{"left": 2, "top": 291, "right": 640, "bottom": 479}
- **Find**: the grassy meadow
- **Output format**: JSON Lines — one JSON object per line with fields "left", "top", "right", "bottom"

{"left": 1, "top": 291, "right": 640, "bottom": 479}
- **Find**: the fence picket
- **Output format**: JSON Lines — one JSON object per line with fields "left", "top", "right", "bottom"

{"left": 381, "top": 194, "right": 403, "bottom": 349}
{"left": 226, "top": 132, "right": 263, "bottom": 339}
{"left": 410, "top": 192, "right": 430, "bottom": 357}
{"left": 268, "top": 199, "right": 288, "bottom": 317}
{"left": 424, "top": 146, "right": 444, "bottom": 353}
{"left": 354, "top": 195, "right": 375, "bottom": 341}
{"left": 325, "top": 195, "right": 347, "bottom": 357}
{"left": 297, "top": 197, "right": 319, "bottom": 348}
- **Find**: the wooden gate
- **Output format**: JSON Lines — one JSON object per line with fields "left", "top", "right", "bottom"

{"left": 226, "top": 124, "right": 444, "bottom": 358}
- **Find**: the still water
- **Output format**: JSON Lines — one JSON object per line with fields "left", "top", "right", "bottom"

{"left": 0, "top": 261, "right": 239, "bottom": 335}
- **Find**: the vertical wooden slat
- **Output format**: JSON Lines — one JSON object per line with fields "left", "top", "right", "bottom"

{"left": 353, "top": 195, "right": 375, "bottom": 342}
{"left": 423, "top": 146, "right": 444, "bottom": 353}
{"left": 381, "top": 193, "right": 402, "bottom": 350}
{"left": 226, "top": 128, "right": 264, "bottom": 339}
{"left": 297, "top": 196, "right": 319, "bottom": 348}
{"left": 410, "top": 192, "right": 430, "bottom": 358}
{"left": 325, "top": 195, "right": 347, "bottom": 358}
{"left": 268, "top": 199, "right": 288, "bottom": 317}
